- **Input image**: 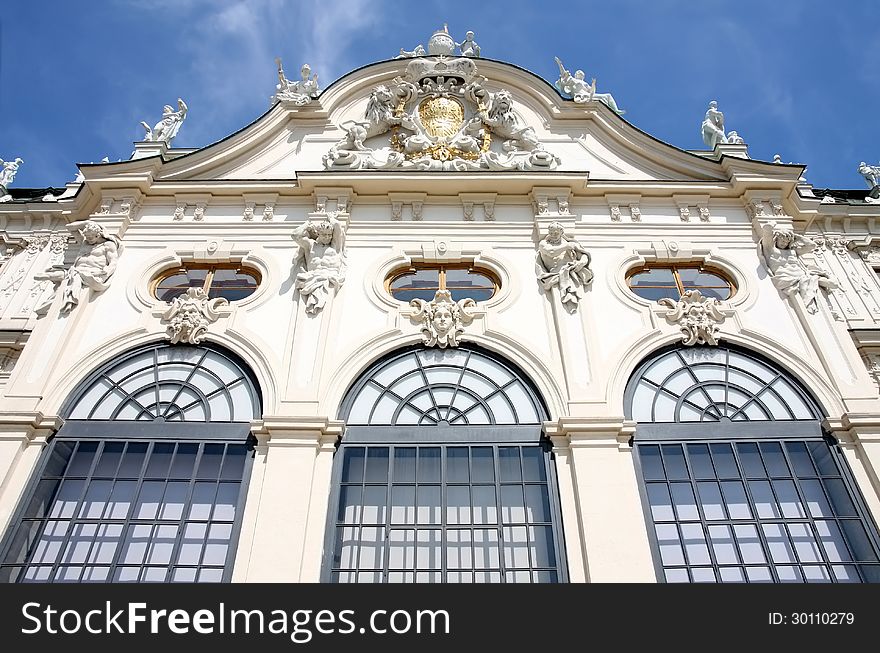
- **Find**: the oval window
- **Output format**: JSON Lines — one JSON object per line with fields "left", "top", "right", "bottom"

{"left": 387, "top": 265, "right": 497, "bottom": 303}
{"left": 154, "top": 264, "right": 261, "bottom": 302}
{"left": 627, "top": 264, "right": 734, "bottom": 302}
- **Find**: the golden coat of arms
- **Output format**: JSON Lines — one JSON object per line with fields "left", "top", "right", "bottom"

{"left": 418, "top": 97, "right": 465, "bottom": 140}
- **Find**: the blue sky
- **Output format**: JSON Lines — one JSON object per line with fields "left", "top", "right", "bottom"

{"left": 2, "top": 1, "right": 879, "bottom": 190}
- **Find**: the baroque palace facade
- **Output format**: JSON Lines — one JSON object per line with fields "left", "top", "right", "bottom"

{"left": 1, "top": 27, "right": 880, "bottom": 583}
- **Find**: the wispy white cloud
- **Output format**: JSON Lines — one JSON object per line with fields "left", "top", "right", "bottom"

{"left": 114, "top": 0, "right": 382, "bottom": 147}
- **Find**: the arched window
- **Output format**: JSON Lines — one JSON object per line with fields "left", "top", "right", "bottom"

{"left": 325, "top": 345, "right": 566, "bottom": 583}
{"left": 626, "top": 345, "right": 880, "bottom": 583}
{"left": 0, "top": 343, "right": 261, "bottom": 583}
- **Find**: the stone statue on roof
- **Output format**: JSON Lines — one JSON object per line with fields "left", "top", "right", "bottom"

{"left": 0, "top": 157, "right": 23, "bottom": 202}
{"left": 554, "top": 57, "right": 624, "bottom": 115}
{"left": 272, "top": 58, "right": 319, "bottom": 105}
{"left": 858, "top": 161, "right": 880, "bottom": 198}
{"left": 140, "top": 98, "right": 188, "bottom": 145}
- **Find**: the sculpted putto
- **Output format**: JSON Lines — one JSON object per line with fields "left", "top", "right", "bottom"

{"left": 291, "top": 214, "right": 347, "bottom": 315}
{"left": 535, "top": 221, "right": 593, "bottom": 311}
{"left": 758, "top": 221, "right": 838, "bottom": 314}
{"left": 34, "top": 220, "right": 121, "bottom": 315}
{"left": 140, "top": 98, "right": 188, "bottom": 145}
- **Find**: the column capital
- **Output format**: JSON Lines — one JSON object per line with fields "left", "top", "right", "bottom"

{"left": 544, "top": 417, "right": 636, "bottom": 450}
{"left": 250, "top": 416, "right": 344, "bottom": 448}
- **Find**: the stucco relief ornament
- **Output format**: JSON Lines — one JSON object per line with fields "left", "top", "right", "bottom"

{"left": 659, "top": 290, "right": 727, "bottom": 346}
{"left": 291, "top": 213, "right": 347, "bottom": 315}
{"left": 410, "top": 289, "right": 476, "bottom": 348}
{"left": 271, "top": 58, "right": 319, "bottom": 105}
{"left": 323, "top": 33, "right": 560, "bottom": 172}
{"left": 140, "top": 98, "right": 187, "bottom": 145}
{"left": 535, "top": 221, "right": 593, "bottom": 312}
{"left": 33, "top": 220, "right": 122, "bottom": 316}
{"left": 162, "top": 287, "right": 227, "bottom": 345}
{"left": 758, "top": 221, "right": 838, "bottom": 314}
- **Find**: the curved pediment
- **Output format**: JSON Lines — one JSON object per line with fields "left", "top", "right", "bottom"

{"left": 146, "top": 54, "right": 753, "bottom": 185}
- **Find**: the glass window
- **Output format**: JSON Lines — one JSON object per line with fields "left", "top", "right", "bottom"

{"left": 0, "top": 343, "right": 260, "bottom": 584}
{"left": 329, "top": 345, "right": 561, "bottom": 584}
{"left": 155, "top": 264, "right": 260, "bottom": 302}
{"left": 627, "top": 264, "right": 734, "bottom": 302}
{"left": 329, "top": 444, "right": 561, "bottom": 584}
{"left": 0, "top": 439, "right": 251, "bottom": 583}
{"left": 628, "top": 345, "right": 880, "bottom": 583}
{"left": 388, "top": 265, "right": 497, "bottom": 303}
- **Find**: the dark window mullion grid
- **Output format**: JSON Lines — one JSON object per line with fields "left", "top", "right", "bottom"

{"left": 732, "top": 441, "right": 815, "bottom": 583}
{"left": 828, "top": 440, "right": 880, "bottom": 574}
{"left": 79, "top": 440, "right": 152, "bottom": 582}
{"left": 46, "top": 440, "right": 107, "bottom": 582}
{"left": 807, "top": 441, "right": 877, "bottom": 579}
{"left": 193, "top": 445, "right": 232, "bottom": 580}
{"left": 776, "top": 442, "right": 838, "bottom": 580}
{"left": 645, "top": 438, "right": 880, "bottom": 583}
{"left": 678, "top": 445, "right": 723, "bottom": 582}
{"left": 381, "top": 448, "right": 394, "bottom": 583}
{"left": 163, "top": 443, "right": 205, "bottom": 582}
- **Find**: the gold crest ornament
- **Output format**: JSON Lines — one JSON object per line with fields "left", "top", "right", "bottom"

{"left": 418, "top": 97, "right": 465, "bottom": 140}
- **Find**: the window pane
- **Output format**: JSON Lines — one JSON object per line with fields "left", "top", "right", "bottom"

{"left": 393, "top": 448, "right": 416, "bottom": 483}
{"left": 207, "top": 268, "right": 259, "bottom": 301}
{"left": 470, "top": 447, "right": 494, "bottom": 483}
{"left": 446, "top": 448, "right": 469, "bottom": 483}
{"left": 661, "top": 445, "right": 688, "bottom": 480}
{"left": 784, "top": 442, "right": 816, "bottom": 477}
{"left": 687, "top": 444, "right": 715, "bottom": 479}
{"left": 629, "top": 268, "right": 676, "bottom": 286}
{"left": 670, "top": 483, "right": 699, "bottom": 520}
{"left": 416, "top": 485, "right": 441, "bottom": 525}
{"left": 759, "top": 442, "right": 790, "bottom": 477}
{"left": 646, "top": 483, "right": 674, "bottom": 521}
{"left": 498, "top": 447, "right": 522, "bottom": 482}
{"left": 709, "top": 444, "right": 739, "bottom": 478}
{"left": 639, "top": 445, "right": 665, "bottom": 481}
{"left": 720, "top": 481, "right": 751, "bottom": 519}
{"left": 631, "top": 286, "right": 679, "bottom": 302}
{"left": 736, "top": 443, "right": 766, "bottom": 478}
{"left": 418, "top": 448, "right": 441, "bottom": 483}
{"left": 823, "top": 478, "right": 856, "bottom": 516}
{"left": 678, "top": 269, "right": 728, "bottom": 287}
{"left": 521, "top": 448, "right": 546, "bottom": 482}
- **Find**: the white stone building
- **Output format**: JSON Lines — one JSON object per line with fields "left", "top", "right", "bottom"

{"left": 1, "top": 28, "right": 879, "bottom": 583}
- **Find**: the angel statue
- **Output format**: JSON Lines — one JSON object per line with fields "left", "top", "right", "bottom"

{"left": 554, "top": 57, "right": 624, "bottom": 115}
{"left": 140, "top": 98, "right": 188, "bottom": 145}
{"left": 291, "top": 213, "right": 347, "bottom": 315}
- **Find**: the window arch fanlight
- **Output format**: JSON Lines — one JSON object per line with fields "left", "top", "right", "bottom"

{"left": 342, "top": 346, "right": 545, "bottom": 426}
{"left": 628, "top": 346, "right": 819, "bottom": 425}
{"left": 626, "top": 344, "right": 880, "bottom": 584}
{"left": 326, "top": 344, "right": 566, "bottom": 584}
{"left": 64, "top": 343, "right": 261, "bottom": 422}
{"left": 0, "top": 343, "right": 261, "bottom": 584}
